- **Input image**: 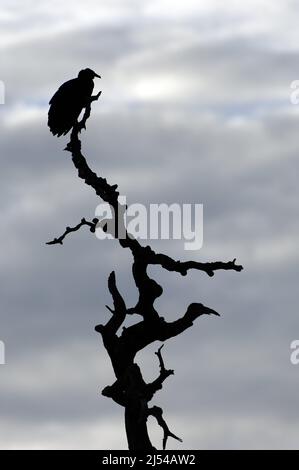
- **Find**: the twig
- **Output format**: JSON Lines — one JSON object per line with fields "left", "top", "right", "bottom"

{"left": 148, "top": 406, "right": 183, "bottom": 450}
{"left": 46, "top": 217, "right": 98, "bottom": 245}
{"left": 155, "top": 345, "right": 174, "bottom": 378}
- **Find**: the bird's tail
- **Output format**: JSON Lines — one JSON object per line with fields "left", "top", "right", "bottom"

{"left": 48, "top": 106, "right": 73, "bottom": 137}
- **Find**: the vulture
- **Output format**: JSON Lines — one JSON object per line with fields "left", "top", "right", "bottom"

{"left": 48, "top": 68, "right": 101, "bottom": 137}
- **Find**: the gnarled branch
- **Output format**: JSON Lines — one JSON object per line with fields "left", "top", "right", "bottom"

{"left": 46, "top": 217, "right": 98, "bottom": 245}
{"left": 146, "top": 345, "right": 174, "bottom": 399}
{"left": 148, "top": 405, "right": 182, "bottom": 450}
{"left": 46, "top": 85, "right": 243, "bottom": 450}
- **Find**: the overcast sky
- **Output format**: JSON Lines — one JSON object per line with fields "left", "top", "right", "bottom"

{"left": 1, "top": 0, "right": 299, "bottom": 449}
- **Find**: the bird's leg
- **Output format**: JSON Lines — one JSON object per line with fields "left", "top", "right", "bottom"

{"left": 77, "top": 104, "right": 91, "bottom": 133}
{"left": 77, "top": 92, "right": 102, "bottom": 132}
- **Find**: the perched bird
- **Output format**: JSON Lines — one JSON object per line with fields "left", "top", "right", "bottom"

{"left": 48, "top": 68, "right": 101, "bottom": 137}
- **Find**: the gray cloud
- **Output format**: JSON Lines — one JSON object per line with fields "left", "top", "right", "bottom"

{"left": 1, "top": 0, "right": 299, "bottom": 450}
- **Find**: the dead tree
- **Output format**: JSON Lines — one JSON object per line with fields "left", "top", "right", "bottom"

{"left": 47, "top": 95, "right": 243, "bottom": 450}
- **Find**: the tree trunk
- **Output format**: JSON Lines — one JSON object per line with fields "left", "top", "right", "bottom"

{"left": 125, "top": 402, "right": 154, "bottom": 451}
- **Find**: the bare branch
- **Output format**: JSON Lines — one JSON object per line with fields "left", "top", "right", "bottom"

{"left": 156, "top": 345, "right": 166, "bottom": 371}
{"left": 148, "top": 405, "right": 182, "bottom": 450}
{"left": 107, "top": 271, "right": 126, "bottom": 313}
{"left": 158, "top": 303, "right": 220, "bottom": 343}
{"left": 62, "top": 113, "right": 244, "bottom": 279}
{"left": 99, "top": 271, "right": 127, "bottom": 337}
{"left": 105, "top": 305, "right": 114, "bottom": 314}
{"left": 151, "top": 254, "right": 243, "bottom": 277}
{"left": 46, "top": 217, "right": 98, "bottom": 245}
{"left": 47, "top": 84, "right": 243, "bottom": 451}
{"left": 155, "top": 344, "right": 174, "bottom": 380}
{"left": 146, "top": 345, "right": 174, "bottom": 399}
{"left": 101, "top": 382, "right": 127, "bottom": 407}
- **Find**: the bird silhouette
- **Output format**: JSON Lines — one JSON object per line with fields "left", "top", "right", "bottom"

{"left": 48, "top": 68, "right": 101, "bottom": 137}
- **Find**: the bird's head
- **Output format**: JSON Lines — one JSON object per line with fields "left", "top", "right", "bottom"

{"left": 78, "top": 68, "right": 101, "bottom": 80}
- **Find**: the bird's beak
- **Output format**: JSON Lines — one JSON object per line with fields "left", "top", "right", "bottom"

{"left": 94, "top": 73, "right": 101, "bottom": 78}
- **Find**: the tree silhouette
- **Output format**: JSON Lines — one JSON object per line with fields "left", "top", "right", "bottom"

{"left": 47, "top": 91, "right": 243, "bottom": 450}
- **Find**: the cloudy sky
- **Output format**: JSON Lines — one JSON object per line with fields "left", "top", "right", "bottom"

{"left": 1, "top": 0, "right": 299, "bottom": 449}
